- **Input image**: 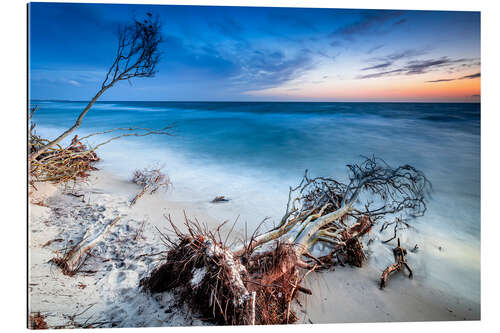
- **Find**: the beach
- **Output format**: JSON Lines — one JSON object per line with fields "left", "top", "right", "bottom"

{"left": 28, "top": 169, "right": 479, "bottom": 327}
{"left": 25, "top": 3, "right": 483, "bottom": 328}
{"left": 28, "top": 101, "right": 481, "bottom": 327}
{"left": 30, "top": 101, "right": 481, "bottom": 303}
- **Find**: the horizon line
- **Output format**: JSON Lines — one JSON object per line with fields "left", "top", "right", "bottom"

{"left": 29, "top": 99, "right": 481, "bottom": 104}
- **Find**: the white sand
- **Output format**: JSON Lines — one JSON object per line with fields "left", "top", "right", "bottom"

{"left": 296, "top": 264, "right": 479, "bottom": 324}
{"left": 28, "top": 171, "right": 218, "bottom": 328}
{"left": 28, "top": 170, "right": 479, "bottom": 328}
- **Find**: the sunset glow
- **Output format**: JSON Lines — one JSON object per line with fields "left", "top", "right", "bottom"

{"left": 29, "top": 3, "right": 480, "bottom": 102}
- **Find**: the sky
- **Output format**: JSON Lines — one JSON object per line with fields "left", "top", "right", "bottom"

{"left": 29, "top": 2, "right": 481, "bottom": 102}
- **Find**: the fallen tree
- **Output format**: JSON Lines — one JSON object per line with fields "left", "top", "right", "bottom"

{"left": 28, "top": 14, "right": 170, "bottom": 187}
{"left": 28, "top": 14, "right": 163, "bottom": 163}
{"left": 141, "top": 156, "right": 431, "bottom": 325}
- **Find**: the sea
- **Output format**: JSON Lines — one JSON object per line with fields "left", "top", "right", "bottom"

{"left": 30, "top": 100, "right": 480, "bottom": 305}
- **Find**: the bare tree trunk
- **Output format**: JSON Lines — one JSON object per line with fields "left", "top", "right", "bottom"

{"left": 29, "top": 90, "right": 107, "bottom": 161}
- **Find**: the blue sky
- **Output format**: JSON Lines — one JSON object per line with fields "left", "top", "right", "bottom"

{"left": 29, "top": 2, "right": 480, "bottom": 101}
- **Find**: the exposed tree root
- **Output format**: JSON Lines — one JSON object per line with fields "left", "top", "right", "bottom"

{"left": 380, "top": 238, "right": 413, "bottom": 289}
{"left": 141, "top": 157, "right": 430, "bottom": 325}
{"left": 140, "top": 217, "right": 306, "bottom": 325}
{"left": 140, "top": 220, "right": 252, "bottom": 324}
{"left": 29, "top": 133, "right": 100, "bottom": 185}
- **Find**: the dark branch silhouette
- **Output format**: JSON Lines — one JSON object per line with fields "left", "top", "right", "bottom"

{"left": 29, "top": 15, "right": 163, "bottom": 162}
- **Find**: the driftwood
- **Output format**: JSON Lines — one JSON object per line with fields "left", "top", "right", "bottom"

{"left": 379, "top": 238, "right": 413, "bottom": 289}
{"left": 51, "top": 217, "right": 120, "bottom": 276}
{"left": 211, "top": 196, "right": 230, "bottom": 203}
{"left": 130, "top": 187, "right": 148, "bottom": 206}
{"left": 142, "top": 157, "right": 430, "bottom": 325}
{"left": 29, "top": 312, "right": 48, "bottom": 329}
{"left": 130, "top": 168, "right": 170, "bottom": 206}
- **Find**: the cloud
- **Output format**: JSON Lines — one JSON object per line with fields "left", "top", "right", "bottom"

{"left": 425, "top": 78, "right": 454, "bottom": 83}
{"left": 67, "top": 80, "right": 81, "bottom": 87}
{"left": 157, "top": 30, "right": 317, "bottom": 92}
{"left": 385, "top": 49, "right": 427, "bottom": 61}
{"left": 404, "top": 57, "right": 468, "bottom": 74}
{"left": 361, "top": 62, "right": 392, "bottom": 71}
{"left": 268, "top": 13, "right": 317, "bottom": 32}
{"left": 30, "top": 69, "right": 104, "bottom": 86}
{"left": 332, "top": 11, "right": 403, "bottom": 40}
{"left": 461, "top": 72, "right": 481, "bottom": 79}
{"left": 426, "top": 72, "right": 480, "bottom": 83}
{"left": 366, "top": 44, "right": 384, "bottom": 54}
{"left": 159, "top": 35, "right": 240, "bottom": 78}
{"left": 358, "top": 57, "right": 475, "bottom": 79}
{"left": 361, "top": 48, "right": 428, "bottom": 73}
{"left": 232, "top": 49, "right": 313, "bottom": 89}
{"left": 357, "top": 68, "right": 405, "bottom": 79}
{"left": 317, "top": 50, "right": 340, "bottom": 61}
{"left": 209, "top": 16, "right": 245, "bottom": 41}
{"left": 393, "top": 18, "right": 407, "bottom": 26}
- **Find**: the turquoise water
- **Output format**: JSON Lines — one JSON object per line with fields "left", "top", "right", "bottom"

{"left": 30, "top": 100, "right": 480, "bottom": 303}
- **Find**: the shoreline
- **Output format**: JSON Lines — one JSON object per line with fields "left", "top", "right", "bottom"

{"left": 28, "top": 169, "right": 480, "bottom": 328}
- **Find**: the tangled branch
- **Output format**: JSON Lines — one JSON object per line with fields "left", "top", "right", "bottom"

{"left": 142, "top": 157, "right": 431, "bottom": 325}
{"left": 130, "top": 167, "right": 171, "bottom": 205}
{"left": 239, "top": 156, "right": 430, "bottom": 258}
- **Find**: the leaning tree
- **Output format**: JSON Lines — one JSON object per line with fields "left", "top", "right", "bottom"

{"left": 29, "top": 14, "right": 172, "bottom": 185}
{"left": 141, "top": 156, "right": 431, "bottom": 325}
{"left": 29, "top": 14, "right": 164, "bottom": 163}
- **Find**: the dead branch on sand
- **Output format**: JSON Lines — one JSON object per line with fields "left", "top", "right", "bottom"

{"left": 141, "top": 156, "right": 430, "bottom": 325}
{"left": 34, "top": 304, "right": 117, "bottom": 329}
{"left": 51, "top": 217, "right": 120, "bottom": 276}
{"left": 380, "top": 238, "right": 413, "bottom": 289}
{"left": 29, "top": 312, "right": 48, "bottom": 329}
{"left": 130, "top": 167, "right": 171, "bottom": 205}
{"left": 211, "top": 195, "right": 230, "bottom": 203}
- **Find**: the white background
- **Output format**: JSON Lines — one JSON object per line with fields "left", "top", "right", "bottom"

{"left": 0, "top": 0, "right": 498, "bottom": 332}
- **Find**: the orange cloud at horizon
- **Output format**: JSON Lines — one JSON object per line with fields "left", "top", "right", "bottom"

{"left": 336, "top": 78, "right": 480, "bottom": 101}
{"left": 248, "top": 75, "right": 480, "bottom": 102}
